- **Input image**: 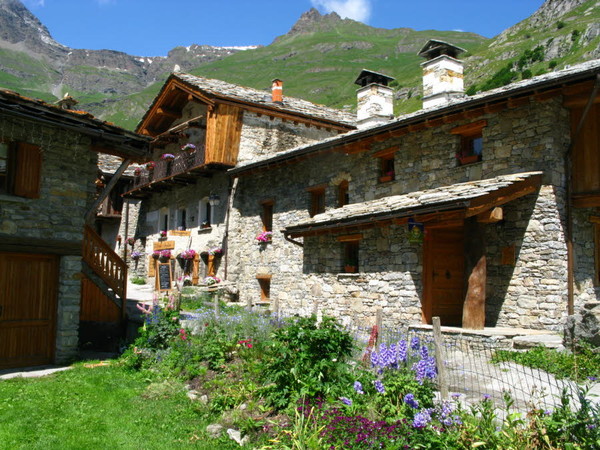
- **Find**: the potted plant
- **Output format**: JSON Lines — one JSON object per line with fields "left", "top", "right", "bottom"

{"left": 379, "top": 170, "right": 395, "bottom": 183}
{"left": 131, "top": 251, "right": 142, "bottom": 261}
{"left": 133, "top": 167, "right": 142, "bottom": 176}
{"left": 127, "top": 237, "right": 135, "bottom": 246}
{"left": 161, "top": 153, "right": 175, "bottom": 160}
{"left": 145, "top": 161, "right": 156, "bottom": 171}
{"left": 159, "top": 230, "right": 167, "bottom": 238}
{"left": 204, "top": 276, "right": 221, "bottom": 286}
{"left": 152, "top": 250, "right": 161, "bottom": 259}
{"left": 158, "top": 249, "right": 171, "bottom": 262}
{"left": 344, "top": 261, "right": 357, "bottom": 273}
{"left": 181, "top": 143, "right": 196, "bottom": 153}
{"left": 256, "top": 231, "right": 273, "bottom": 243}
{"left": 208, "top": 247, "right": 223, "bottom": 256}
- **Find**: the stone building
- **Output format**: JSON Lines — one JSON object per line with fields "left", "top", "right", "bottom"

{"left": 123, "top": 72, "right": 354, "bottom": 286}
{"left": 0, "top": 90, "right": 149, "bottom": 368}
{"left": 227, "top": 43, "right": 600, "bottom": 332}
{"left": 124, "top": 41, "right": 600, "bottom": 334}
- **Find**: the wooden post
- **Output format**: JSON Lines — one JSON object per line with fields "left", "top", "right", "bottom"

{"left": 213, "top": 289, "right": 219, "bottom": 320}
{"left": 375, "top": 308, "right": 383, "bottom": 347}
{"left": 432, "top": 316, "right": 449, "bottom": 400}
{"left": 462, "top": 218, "right": 486, "bottom": 329}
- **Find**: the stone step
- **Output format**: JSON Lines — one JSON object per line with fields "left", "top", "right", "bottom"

{"left": 512, "top": 334, "right": 563, "bottom": 350}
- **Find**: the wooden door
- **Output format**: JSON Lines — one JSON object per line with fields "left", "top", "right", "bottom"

{"left": 0, "top": 253, "right": 59, "bottom": 369}
{"left": 423, "top": 225, "right": 465, "bottom": 326}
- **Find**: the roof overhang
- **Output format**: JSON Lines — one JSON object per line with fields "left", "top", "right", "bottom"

{"left": 284, "top": 172, "right": 543, "bottom": 238}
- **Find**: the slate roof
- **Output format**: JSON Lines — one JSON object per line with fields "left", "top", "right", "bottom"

{"left": 173, "top": 73, "right": 356, "bottom": 126}
{"left": 284, "top": 172, "right": 543, "bottom": 236}
{"left": 0, "top": 88, "right": 151, "bottom": 160}
{"left": 230, "top": 58, "right": 600, "bottom": 176}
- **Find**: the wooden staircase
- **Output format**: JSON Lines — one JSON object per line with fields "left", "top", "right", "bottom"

{"left": 81, "top": 225, "right": 127, "bottom": 322}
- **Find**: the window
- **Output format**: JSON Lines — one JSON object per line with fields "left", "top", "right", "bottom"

{"left": 261, "top": 200, "right": 274, "bottom": 232}
{"left": 307, "top": 185, "right": 326, "bottom": 218}
{"left": 451, "top": 120, "right": 487, "bottom": 166}
{"left": 159, "top": 207, "right": 170, "bottom": 232}
{"left": 337, "top": 180, "right": 349, "bottom": 207}
{"left": 372, "top": 147, "right": 397, "bottom": 183}
{"left": 176, "top": 208, "right": 187, "bottom": 230}
{"left": 337, "top": 234, "right": 362, "bottom": 273}
{"left": 257, "top": 274, "right": 271, "bottom": 302}
{"left": 199, "top": 197, "right": 211, "bottom": 228}
{"left": 0, "top": 141, "right": 42, "bottom": 198}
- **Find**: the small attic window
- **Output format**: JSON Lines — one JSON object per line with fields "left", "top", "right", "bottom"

{"left": 372, "top": 147, "right": 398, "bottom": 183}
{"left": 451, "top": 120, "right": 487, "bottom": 166}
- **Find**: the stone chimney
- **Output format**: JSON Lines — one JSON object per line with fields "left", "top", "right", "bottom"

{"left": 56, "top": 92, "right": 78, "bottom": 110}
{"left": 271, "top": 79, "right": 283, "bottom": 104}
{"left": 418, "top": 40, "right": 466, "bottom": 109}
{"left": 354, "top": 69, "right": 395, "bottom": 129}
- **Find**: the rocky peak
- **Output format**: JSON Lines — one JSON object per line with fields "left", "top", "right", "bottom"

{"left": 0, "top": 0, "right": 65, "bottom": 53}
{"left": 278, "top": 8, "right": 345, "bottom": 41}
{"left": 529, "top": 0, "right": 592, "bottom": 25}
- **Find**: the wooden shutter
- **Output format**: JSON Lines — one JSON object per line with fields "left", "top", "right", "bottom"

{"left": 148, "top": 255, "right": 156, "bottom": 277}
{"left": 14, "top": 142, "right": 42, "bottom": 198}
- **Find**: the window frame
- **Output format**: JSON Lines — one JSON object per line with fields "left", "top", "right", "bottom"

{"left": 199, "top": 197, "right": 212, "bottom": 228}
{"left": 261, "top": 199, "right": 274, "bottom": 232}
{"left": 256, "top": 274, "right": 272, "bottom": 302}
{"left": 307, "top": 185, "right": 326, "bottom": 218}
{"left": 451, "top": 120, "right": 487, "bottom": 166}
{"left": 372, "top": 147, "right": 398, "bottom": 183}
{"left": 337, "top": 180, "right": 349, "bottom": 207}
{"left": 0, "top": 141, "right": 42, "bottom": 199}
{"left": 337, "top": 234, "right": 363, "bottom": 273}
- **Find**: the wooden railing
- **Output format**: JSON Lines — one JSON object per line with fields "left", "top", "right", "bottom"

{"left": 82, "top": 225, "right": 127, "bottom": 302}
{"left": 131, "top": 146, "right": 206, "bottom": 191}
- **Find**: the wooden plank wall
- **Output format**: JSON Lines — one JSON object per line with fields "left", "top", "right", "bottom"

{"left": 572, "top": 104, "right": 600, "bottom": 194}
{"left": 205, "top": 104, "right": 243, "bottom": 166}
{"left": 80, "top": 275, "right": 121, "bottom": 322}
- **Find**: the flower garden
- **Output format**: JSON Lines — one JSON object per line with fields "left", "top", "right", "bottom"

{"left": 118, "top": 295, "right": 600, "bottom": 449}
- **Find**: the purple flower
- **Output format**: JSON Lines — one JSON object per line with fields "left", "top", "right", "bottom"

{"left": 412, "top": 410, "right": 431, "bottom": 428}
{"left": 420, "top": 345, "right": 429, "bottom": 359}
{"left": 482, "top": 394, "right": 491, "bottom": 400}
{"left": 373, "top": 380, "right": 385, "bottom": 394}
{"left": 397, "top": 340, "right": 408, "bottom": 362}
{"left": 340, "top": 397, "right": 352, "bottom": 406}
{"left": 588, "top": 376, "right": 598, "bottom": 381}
{"left": 403, "top": 393, "right": 419, "bottom": 409}
{"left": 544, "top": 410, "right": 552, "bottom": 416}
{"left": 353, "top": 381, "right": 364, "bottom": 394}
{"left": 410, "top": 336, "right": 420, "bottom": 351}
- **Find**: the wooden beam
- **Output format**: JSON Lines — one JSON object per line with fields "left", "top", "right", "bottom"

{"left": 573, "top": 194, "right": 600, "bottom": 208}
{"left": 156, "top": 107, "right": 182, "bottom": 120}
{"left": 372, "top": 146, "right": 399, "bottom": 158}
{"left": 563, "top": 94, "right": 600, "bottom": 108}
{"left": 336, "top": 233, "right": 363, "bottom": 242}
{"left": 484, "top": 102, "right": 507, "bottom": 114}
{"left": 466, "top": 174, "right": 542, "bottom": 218}
{"left": 533, "top": 88, "right": 561, "bottom": 102}
{"left": 476, "top": 207, "right": 503, "bottom": 223}
{"left": 462, "top": 218, "right": 486, "bottom": 330}
{"left": 0, "top": 235, "right": 81, "bottom": 255}
{"left": 507, "top": 96, "right": 530, "bottom": 108}
{"left": 450, "top": 119, "right": 488, "bottom": 136}
{"left": 562, "top": 80, "right": 595, "bottom": 96}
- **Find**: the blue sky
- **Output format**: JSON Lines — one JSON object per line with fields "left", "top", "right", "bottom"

{"left": 23, "top": 0, "right": 545, "bottom": 56}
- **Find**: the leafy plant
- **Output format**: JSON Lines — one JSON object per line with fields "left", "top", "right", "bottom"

{"left": 130, "top": 275, "right": 146, "bottom": 285}
{"left": 259, "top": 315, "right": 354, "bottom": 409}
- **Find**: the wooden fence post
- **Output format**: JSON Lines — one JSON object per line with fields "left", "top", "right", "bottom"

{"left": 432, "top": 316, "right": 449, "bottom": 400}
{"left": 375, "top": 309, "right": 383, "bottom": 347}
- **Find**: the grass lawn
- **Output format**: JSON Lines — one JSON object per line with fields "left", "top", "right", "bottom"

{"left": 0, "top": 362, "right": 236, "bottom": 449}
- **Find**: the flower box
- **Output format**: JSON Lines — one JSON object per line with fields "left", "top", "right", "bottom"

{"left": 457, "top": 155, "right": 479, "bottom": 165}
{"left": 145, "top": 161, "right": 156, "bottom": 170}
{"left": 344, "top": 265, "right": 357, "bottom": 273}
{"left": 379, "top": 175, "right": 393, "bottom": 183}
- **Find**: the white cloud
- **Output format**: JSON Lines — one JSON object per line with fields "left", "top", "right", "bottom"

{"left": 310, "top": 0, "right": 372, "bottom": 23}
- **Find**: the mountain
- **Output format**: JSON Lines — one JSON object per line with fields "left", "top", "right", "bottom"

{"left": 0, "top": 0, "right": 598, "bottom": 130}
{"left": 0, "top": 0, "right": 251, "bottom": 111}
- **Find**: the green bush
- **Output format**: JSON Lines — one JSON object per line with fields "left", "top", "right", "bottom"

{"left": 130, "top": 276, "right": 146, "bottom": 285}
{"left": 259, "top": 315, "right": 355, "bottom": 409}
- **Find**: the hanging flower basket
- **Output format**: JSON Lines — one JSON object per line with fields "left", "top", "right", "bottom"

{"left": 133, "top": 167, "right": 142, "bottom": 176}
{"left": 204, "top": 276, "right": 221, "bottom": 286}
{"left": 127, "top": 237, "right": 135, "bottom": 246}
{"left": 158, "top": 249, "right": 171, "bottom": 262}
{"left": 145, "top": 161, "right": 156, "bottom": 170}
{"left": 181, "top": 143, "right": 196, "bottom": 152}
{"left": 131, "top": 251, "right": 142, "bottom": 261}
{"left": 161, "top": 153, "right": 175, "bottom": 160}
{"left": 177, "top": 249, "right": 197, "bottom": 260}
{"left": 208, "top": 247, "right": 223, "bottom": 256}
{"left": 152, "top": 251, "right": 161, "bottom": 259}
{"left": 159, "top": 230, "right": 167, "bottom": 238}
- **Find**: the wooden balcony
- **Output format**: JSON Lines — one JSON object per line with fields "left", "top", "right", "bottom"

{"left": 124, "top": 146, "right": 212, "bottom": 198}
{"left": 96, "top": 195, "right": 122, "bottom": 218}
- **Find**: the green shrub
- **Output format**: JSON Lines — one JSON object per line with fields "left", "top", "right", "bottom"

{"left": 521, "top": 69, "right": 533, "bottom": 79}
{"left": 130, "top": 276, "right": 146, "bottom": 285}
{"left": 259, "top": 315, "right": 354, "bottom": 409}
{"left": 556, "top": 20, "right": 566, "bottom": 29}
{"left": 549, "top": 60, "right": 558, "bottom": 69}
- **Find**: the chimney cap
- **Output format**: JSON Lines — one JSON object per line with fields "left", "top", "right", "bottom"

{"left": 354, "top": 69, "right": 395, "bottom": 88}
{"left": 417, "top": 39, "right": 466, "bottom": 60}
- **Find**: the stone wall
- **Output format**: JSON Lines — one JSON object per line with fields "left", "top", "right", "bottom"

{"left": 228, "top": 97, "right": 583, "bottom": 330}
{"left": 0, "top": 117, "right": 98, "bottom": 363}
{"left": 237, "top": 112, "right": 339, "bottom": 165}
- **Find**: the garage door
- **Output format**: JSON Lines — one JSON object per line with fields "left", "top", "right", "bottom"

{"left": 0, "top": 253, "right": 59, "bottom": 369}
